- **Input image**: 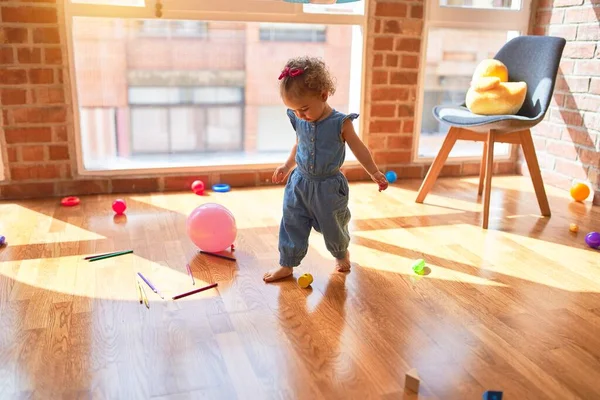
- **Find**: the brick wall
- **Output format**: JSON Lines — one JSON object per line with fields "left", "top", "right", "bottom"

{"left": 0, "top": 0, "right": 516, "bottom": 200}
{"left": 529, "top": 0, "right": 600, "bottom": 205}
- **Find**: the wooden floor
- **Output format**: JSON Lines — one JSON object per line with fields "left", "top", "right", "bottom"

{"left": 1, "top": 176, "right": 599, "bottom": 400}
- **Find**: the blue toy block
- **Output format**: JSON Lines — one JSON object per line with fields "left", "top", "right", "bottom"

{"left": 483, "top": 391, "right": 503, "bottom": 400}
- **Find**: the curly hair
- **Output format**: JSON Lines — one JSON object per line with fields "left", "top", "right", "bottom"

{"left": 279, "top": 56, "right": 336, "bottom": 99}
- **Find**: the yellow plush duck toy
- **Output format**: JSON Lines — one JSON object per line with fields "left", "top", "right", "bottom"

{"left": 465, "top": 59, "right": 527, "bottom": 115}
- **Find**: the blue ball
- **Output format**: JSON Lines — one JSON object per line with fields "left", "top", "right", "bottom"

{"left": 385, "top": 171, "right": 397, "bottom": 184}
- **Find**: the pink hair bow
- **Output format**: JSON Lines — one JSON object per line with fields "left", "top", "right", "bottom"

{"left": 278, "top": 66, "right": 304, "bottom": 80}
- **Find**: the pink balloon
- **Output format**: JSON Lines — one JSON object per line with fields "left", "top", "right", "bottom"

{"left": 186, "top": 203, "right": 237, "bottom": 253}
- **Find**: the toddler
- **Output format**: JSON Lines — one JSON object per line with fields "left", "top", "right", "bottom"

{"left": 263, "top": 56, "right": 388, "bottom": 283}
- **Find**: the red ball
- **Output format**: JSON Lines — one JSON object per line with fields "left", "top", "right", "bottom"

{"left": 191, "top": 180, "right": 205, "bottom": 195}
{"left": 112, "top": 199, "right": 127, "bottom": 215}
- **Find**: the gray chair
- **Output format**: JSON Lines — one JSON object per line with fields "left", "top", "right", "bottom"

{"left": 416, "top": 35, "right": 567, "bottom": 229}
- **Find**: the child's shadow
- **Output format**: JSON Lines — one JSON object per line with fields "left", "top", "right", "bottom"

{"left": 276, "top": 273, "right": 350, "bottom": 396}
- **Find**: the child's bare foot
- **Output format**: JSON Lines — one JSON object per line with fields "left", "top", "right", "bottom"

{"left": 263, "top": 266, "right": 293, "bottom": 282}
{"left": 335, "top": 251, "right": 351, "bottom": 272}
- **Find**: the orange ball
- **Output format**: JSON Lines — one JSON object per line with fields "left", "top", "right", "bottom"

{"left": 570, "top": 183, "right": 590, "bottom": 202}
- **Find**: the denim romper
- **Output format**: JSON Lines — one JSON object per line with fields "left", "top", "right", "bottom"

{"left": 279, "top": 108, "right": 359, "bottom": 267}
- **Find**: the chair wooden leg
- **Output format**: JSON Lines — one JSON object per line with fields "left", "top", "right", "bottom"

{"left": 482, "top": 130, "right": 495, "bottom": 229}
{"left": 416, "top": 127, "right": 460, "bottom": 203}
{"left": 478, "top": 141, "right": 488, "bottom": 196}
{"left": 520, "top": 130, "right": 551, "bottom": 217}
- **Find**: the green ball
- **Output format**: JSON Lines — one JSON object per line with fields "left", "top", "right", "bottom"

{"left": 412, "top": 259, "right": 425, "bottom": 274}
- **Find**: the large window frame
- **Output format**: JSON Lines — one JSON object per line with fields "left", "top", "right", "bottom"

{"left": 413, "top": 0, "right": 532, "bottom": 162}
{"left": 64, "top": 0, "right": 368, "bottom": 176}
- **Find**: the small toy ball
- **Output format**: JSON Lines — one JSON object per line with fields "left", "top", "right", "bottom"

{"left": 0, "top": 235, "right": 6, "bottom": 247}
{"left": 112, "top": 199, "right": 127, "bottom": 215}
{"left": 385, "top": 171, "right": 397, "bottom": 184}
{"left": 569, "top": 223, "right": 579, "bottom": 233}
{"left": 61, "top": 196, "right": 80, "bottom": 207}
{"left": 585, "top": 232, "right": 600, "bottom": 249}
{"left": 298, "top": 273, "right": 313, "bottom": 288}
{"left": 379, "top": 181, "right": 389, "bottom": 192}
{"left": 212, "top": 183, "right": 231, "bottom": 193}
{"left": 412, "top": 259, "right": 425, "bottom": 275}
{"left": 191, "top": 180, "right": 205, "bottom": 195}
{"left": 187, "top": 203, "right": 237, "bottom": 253}
{"left": 570, "top": 183, "right": 590, "bottom": 202}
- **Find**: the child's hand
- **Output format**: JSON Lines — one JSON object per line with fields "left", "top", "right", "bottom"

{"left": 272, "top": 164, "right": 290, "bottom": 184}
{"left": 370, "top": 171, "right": 388, "bottom": 191}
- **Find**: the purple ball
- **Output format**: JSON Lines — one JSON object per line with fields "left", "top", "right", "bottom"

{"left": 585, "top": 232, "right": 600, "bottom": 249}
{"left": 0, "top": 235, "right": 5, "bottom": 247}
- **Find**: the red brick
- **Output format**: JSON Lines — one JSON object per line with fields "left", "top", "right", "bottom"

{"left": 53, "top": 125, "right": 68, "bottom": 142}
{"left": 1, "top": 6, "right": 57, "bottom": 23}
{"left": 374, "top": 20, "right": 381, "bottom": 34}
{"left": 495, "top": 161, "right": 517, "bottom": 175}
{"left": 402, "top": 120, "right": 414, "bottom": 134}
{"left": 536, "top": 9, "right": 564, "bottom": 25}
{"left": 374, "top": 53, "right": 384, "bottom": 67}
{"left": 0, "top": 47, "right": 14, "bottom": 64}
{"left": 10, "top": 164, "right": 66, "bottom": 181}
{"left": 462, "top": 162, "right": 482, "bottom": 176}
{"left": 28, "top": 68, "right": 54, "bottom": 84}
{"left": 396, "top": 38, "right": 421, "bottom": 52}
{"left": 577, "top": 24, "right": 600, "bottom": 41}
{"left": 383, "top": 20, "right": 402, "bottom": 34}
{"left": 1, "top": 182, "right": 55, "bottom": 199}
{"left": 555, "top": 158, "right": 589, "bottom": 179}
{"left": 370, "top": 104, "right": 396, "bottom": 118}
{"left": 0, "top": 69, "right": 27, "bottom": 85}
{"left": 539, "top": 170, "right": 573, "bottom": 190}
{"left": 368, "top": 137, "right": 389, "bottom": 150}
{"left": 112, "top": 178, "right": 160, "bottom": 193}
{"left": 554, "top": 0, "right": 583, "bottom": 5}
{"left": 12, "top": 107, "right": 66, "bottom": 124}
{"left": 440, "top": 164, "right": 462, "bottom": 177}
{"left": 548, "top": 25, "right": 578, "bottom": 40}
{"left": 21, "top": 145, "right": 46, "bottom": 162}
{"left": 401, "top": 55, "right": 419, "bottom": 69}
{"left": 33, "top": 27, "right": 60, "bottom": 44}
{"left": 410, "top": 4, "right": 423, "bottom": 18}
{"left": 546, "top": 140, "right": 578, "bottom": 160}
{"left": 372, "top": 87, "right": 409, "bottom": 102}
{"left": 564, "top": 94, "right": 600, "bottom": 112}
{"left": 390, "top": 72, "right": 418, "bottom": 85}
{"left": 6, "top": 147, "right": 18, "bottom": 162}
{"left": 55, "top": 180, "right": 110, "bottom": 197}
{"left": 369, "top": 120, "right": 401, "bottom": 134}
{"left": 397, "top": 104, "right": 415, "bottom": 117}
{"left": 372, "top": 70, "right": 389, "bottom": 85}
{"left": 1, "top": 88, "right": 27, "bottom": 105}
{"left": 341, "top": 167, "right": 370, "bottom": 181}
{"left": 533, "top": 27, "right": 548, "bottom": 36}
{"left": 564, "top": 6, "right": 597, "bottom": 23}
{"left": 162, "top": 175, "right": 210, "bottom": 191}
{"left": 385, "top": 54, "right": 398, "bottom": 67}
{"left": 564, "top": 42, "right": 596, "bottom": 59}
{"left": 397, "top": 165, "right": 423, "bottom": 179}
{"left": 555, "top": 75, "right": 590, "bottom": 92}
{"left": 388, "top": 135, "right": 413, "bottom": 149}
{"left": 44, "top": 47, "right": 62, "bottom": 64}
{"left": 4, "top": 127, "right": 52, "bottom": 144}
{"left": 579, "top": 148, "right": 600, "bottom": 167}
{"left": 563, "top": 126, "right": 597, "bottom": 147}
{"left": 374, "top": 37, "right": 394, "bottom": 51}
{"left": 1, "top": 27, "right": 28, "bottom": 44}
{"left": 533, "top": 121, "right": 563, "bottom": 139}
{"left": 17, "top": 47, "right": 42, "bottom": 64}
{"left": 532, "top": 135, "right": 547, "bottom": 150}
{"left": 375, "top": 2, "right": 407, "bottom": 17}
{"left": 49, "top": 144, "right": 69, "bottom": 160}
{"left": 591, "top": 78, "right": 600, "bottom": 95}
{"left": 33, "top": 87, "right": 64, "bottom": 104}
{"left": 560, "top": 59, "right": 575, "bottom": 74}
{"left": 219, "top": 172, "right": 257, "bottom": 187}
{"left": 551, "top": 109, "right": 584, "bottom": 126}
{"left": 373, "top": 150, "right": 412, "bottom": 165}
{"left": 551, "top": 93, "right": 566, "bottom": 108}
{"left": 594, "top": 190, "right": 600, "bottom": 206}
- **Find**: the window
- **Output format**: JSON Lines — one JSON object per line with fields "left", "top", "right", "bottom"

{"left": 415, "top": 0, "right": 531, "bottom": 160}
{"left": 65, "top": 1, "right": 365, "bottom": 173}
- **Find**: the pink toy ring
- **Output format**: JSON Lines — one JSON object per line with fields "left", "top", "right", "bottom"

{"left": 61, "top": 196, "right": 80, "bottom": 207}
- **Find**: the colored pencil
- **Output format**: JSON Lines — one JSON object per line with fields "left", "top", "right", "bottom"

{"left": 139, "top": 282, "right": 150, "bottom": 309}
{"left": 186, "top": 263, "right": 195, "bottom": 285}
{"left": 200, "top": 251, "right": 236, "bottom": 261}
{"left": 172, "top": 282, "right": 218, "bottom": 300}
{"left": 84, "top": 250, "right": 131, "bottom": 260}
{"left": 88, "top": 250, "right": 133, "bottom": 262}
{"left": 136, "top": 280, "right": 143, "bottom": 304}
{"left": 137, "top": 272, "right": 164, "bottom": 299}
